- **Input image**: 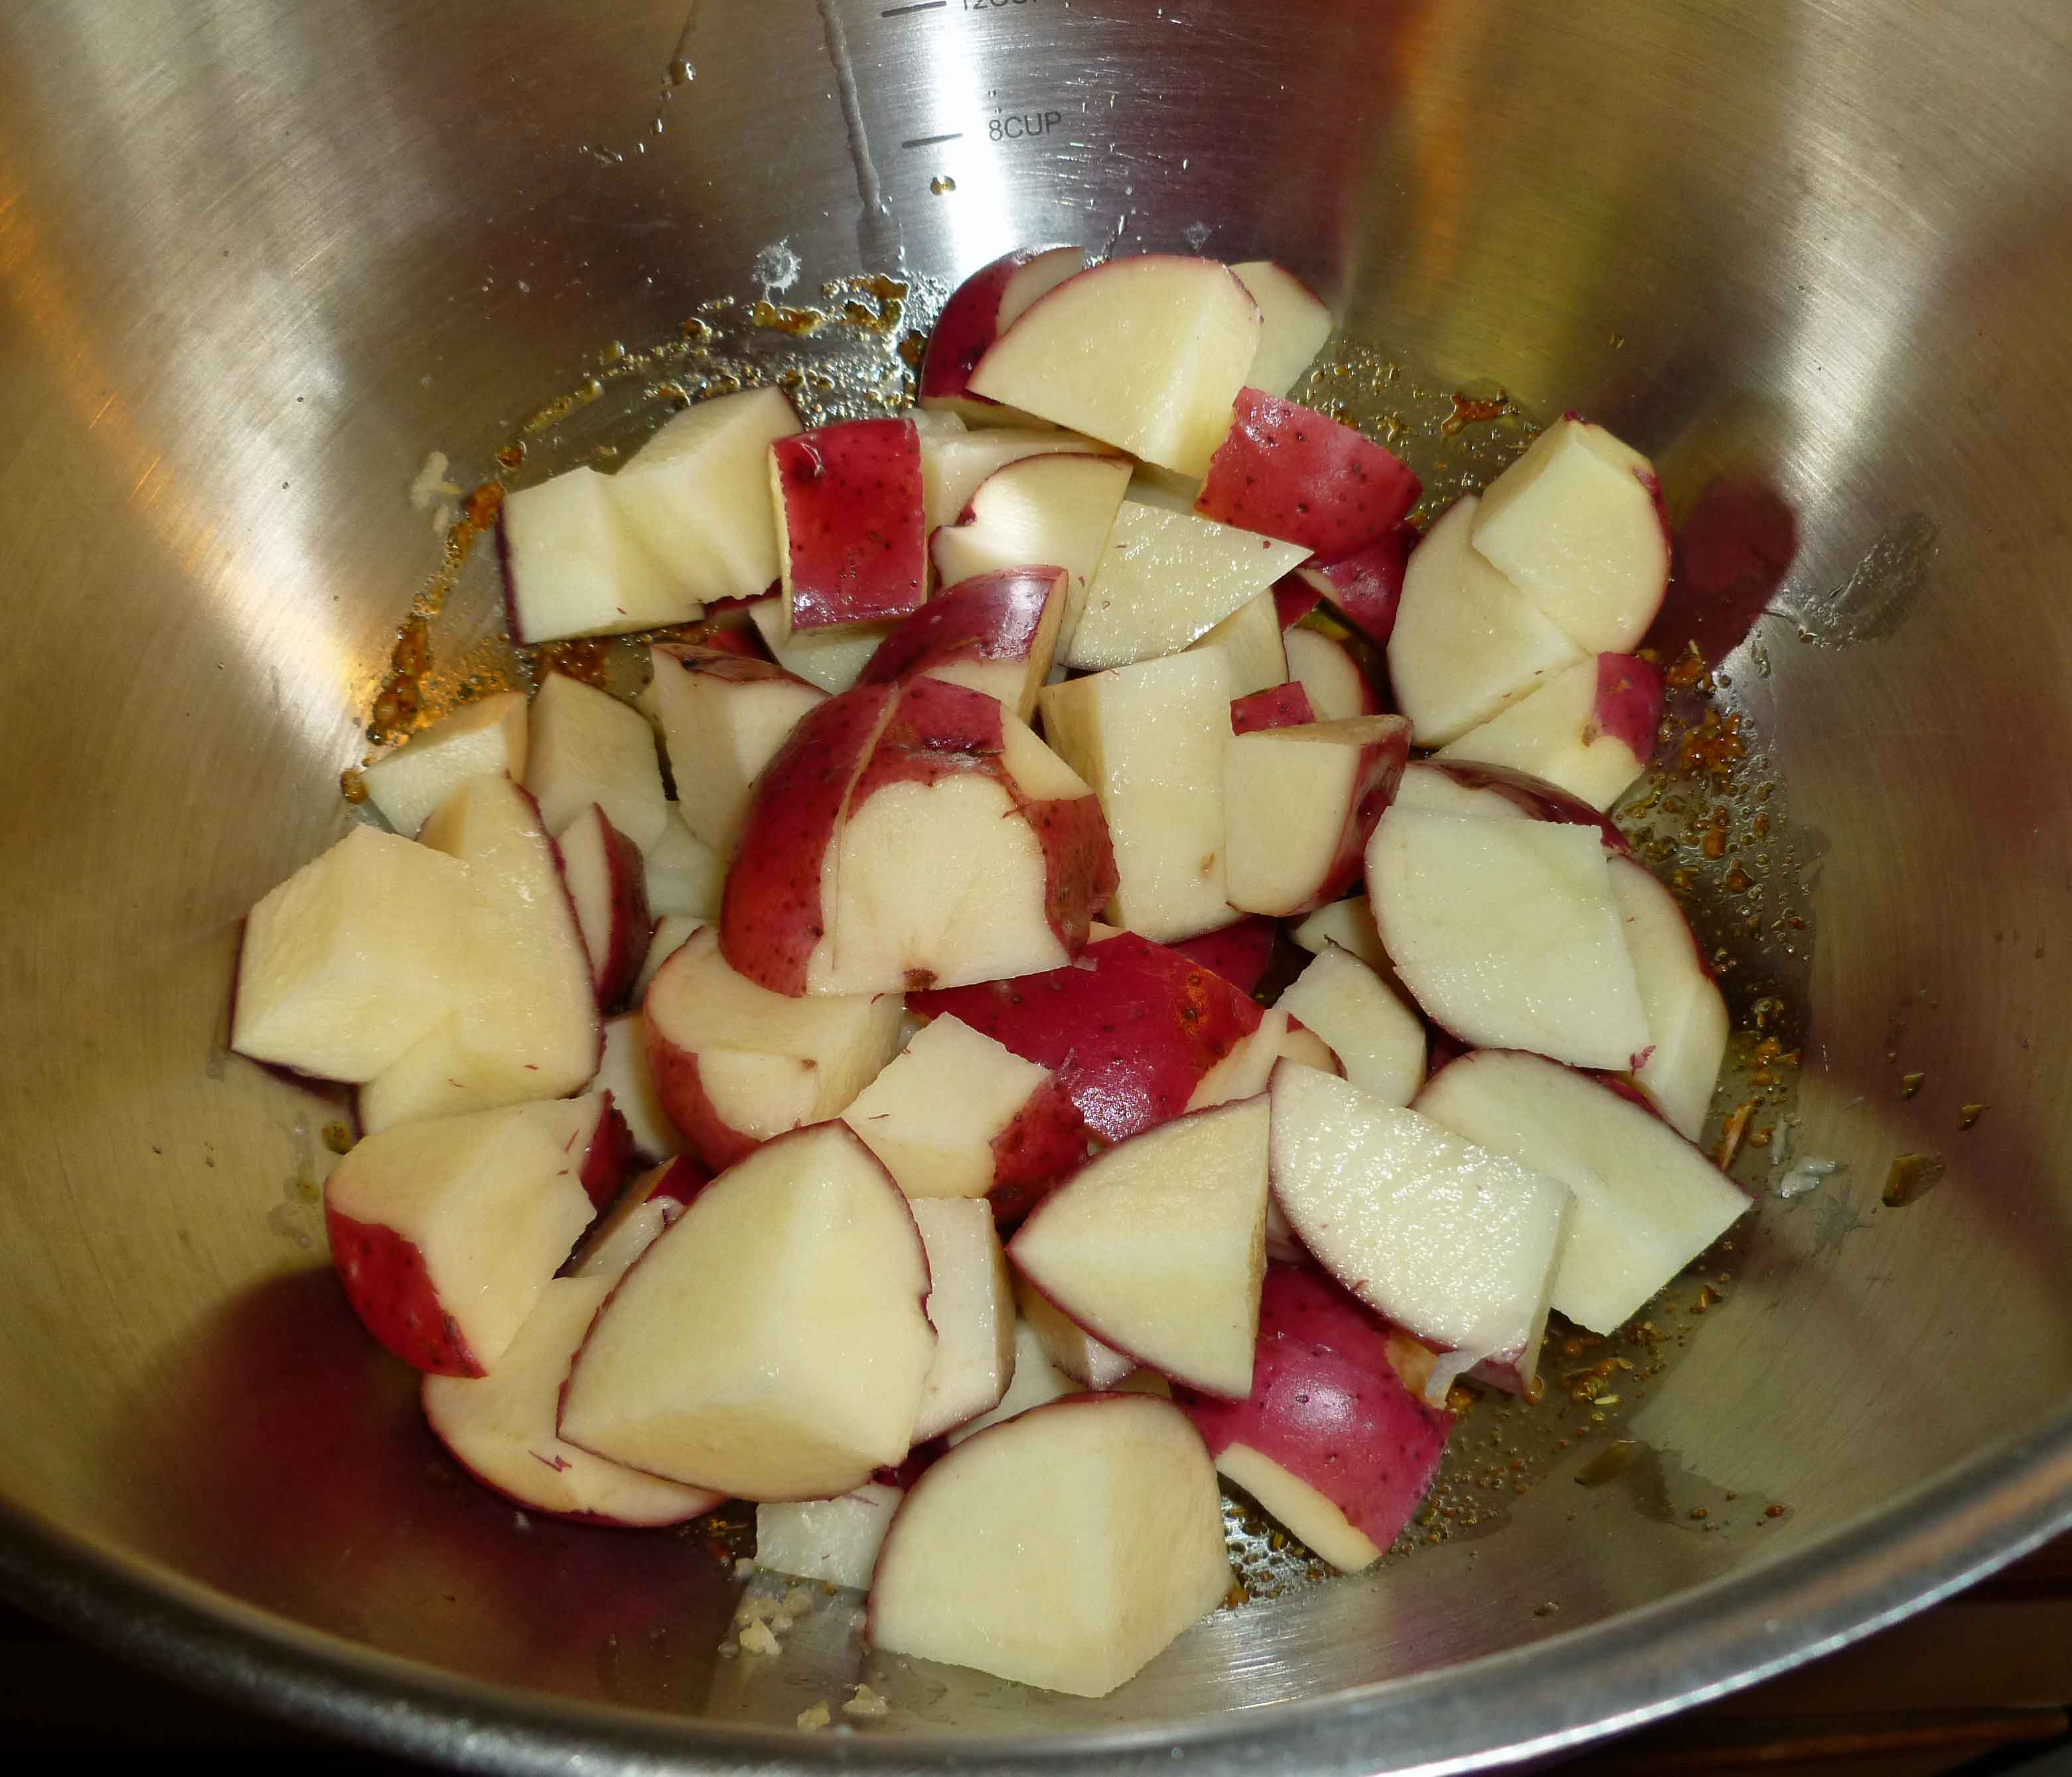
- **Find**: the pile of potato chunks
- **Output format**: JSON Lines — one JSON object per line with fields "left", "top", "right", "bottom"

{"left": 229, "top": 246, "right": 1745, "bottom": 1700}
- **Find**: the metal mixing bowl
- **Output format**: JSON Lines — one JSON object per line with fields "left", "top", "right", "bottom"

{"left": 4, "top": 1, "right": 2071, "bottom": 1769}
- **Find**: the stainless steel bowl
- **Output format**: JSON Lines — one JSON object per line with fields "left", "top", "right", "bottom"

{"left": 4, "top": 1, "right": 2071, "bottom": 1769}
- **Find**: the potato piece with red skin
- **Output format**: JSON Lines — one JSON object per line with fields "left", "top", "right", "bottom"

{"left": 558, "top": 805, "right": 650, "bottom": 1010}
{"left": 647, "top": 643, "right": 826, "bottom": 857}
{"left": 1230, "top": 682, "right": 1317, "bottom": 735}
{"left": 323, "top": 1096, "right": 613, "bottom": 1378}
{"left": 857, "top": 566, "right": 1067, "bottom": 724}
{"left": 719, "top": 684, "right": 899, "bottom": 996}
{"left": 723, "top": 677, "right": 1115, "bottom": 998}
{"left": 644, "top": 925, "right": 901, "bottom": 1170}
{"left": 1296, "top": 520, "right": 1417, "bottom": 647}
{"left": 1176, "top": 1263, "right": 1451, "bottom": 1571}
{"left": 911, "top": 931, "right": 1264, "bottom": 1144}
{"left": 1273, "top": 575, "right": 1323, "bottom": 630}
{"left": 1195, "top": 389, "right": 1420, "bottom": 558}
{"left": 1169, "top": 915, "right": 1278, "bottom": 996}
{"left": 918, "top": 245, "right": 1087, "bottom": 424}
{"left": 1224, "top": 715, "right": 1412, "bottom": 918}
{"left": 772, "top": 419, "right": 926, "bottom": 633}
{"left": 1284, "top": 626, "right": 1384, "bottom": 723}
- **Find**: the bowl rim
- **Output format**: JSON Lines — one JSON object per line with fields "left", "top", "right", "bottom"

{"left": 3, "top": 1397, "right": 2069, "bottom": 1773}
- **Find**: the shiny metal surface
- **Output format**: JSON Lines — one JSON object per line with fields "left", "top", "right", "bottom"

{"left": 3, "top": 1, "right": 2071, "bottom": 1769}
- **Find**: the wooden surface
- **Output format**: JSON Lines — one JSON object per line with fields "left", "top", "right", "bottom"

{"left": 1, "top": 1533, "right": 2067, "bottom": 1772}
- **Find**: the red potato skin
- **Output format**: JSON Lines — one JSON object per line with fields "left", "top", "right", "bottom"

{"left": 857, "top": 566, "right": 1066, "bottom": 690}
{"left": 1589, "top": 652, "right": 1666, "bottom": 761}
{"left": 589, "top": 811, "right": 652, "bottom": 1012}
{"left": 1170, "top": 915, "right": 1278, "bottom": 996}
{"left": 849, "top": 677, "right": 1117, "bottom": 971}
{"left": 1195, "top": 389, "right": 1421, "bottom": 558}
{"left": 653, "top": 641, "right": 812, "bottom": 692}
{"left": 775, "top": 420, "right": 926, "bottom": 630}
{"left": 720, "top": 684, "right": 899, "bottom": 995}
{"left": 1177, "top": 1331, "right": 1449, "bottom": 1557}
{"left": 640, "top": 1033, "right": 777, "bottom": 1174}
{"left": 1177, "top": 1261, "right": 1451, "bottom": 1554}
{"left": 575, "top": 1094, "right": 636, "bottom": 1211}
{"left": 1272, "top": 575, "right": 1323, "bottom": 631}
{"left": 325, "top": 1206, "right": 484, "bottom": 1377}
{"left": 1411, "top": 759, "right": 1634, "bottom": 854}
{"left": 1301, "top": 717, "right": 1412, "bottom": 915}
{"left": 1230, "top": 682, "right": 1317, "bottom": 735}
{"left": 918, "top": 246, "right": 1075, "bottom": 408}
{"left": 910, "top": 933, "right": 1264, "bottom": 1144}
{"left": 987, "top": 1075, "right": 1092, "bottom": 1226}
{"left": 1299, "top": 520, "right": 1417, "bottom": 647}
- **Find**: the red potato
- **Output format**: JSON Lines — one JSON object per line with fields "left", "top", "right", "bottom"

{"left": 501, "top": 466, "right": 697, "bottom": 646}
{"left": 754, "top": 1483, "right": 905, "bottom": 1591}
{"left": 919, "top": 425, "right": 1112, "bottom": 531}
{"left": 609, "top": 385, "right": 801, "bottom": 607}
{"left": 1290, "top": 894, "right": 1391, "bottom": 975}
{"left": 359, "top": 690, "right": 528, "bottom": 840}
{"left": 911, "top": 931, "right": 1264, "bottom": 1144}
{"left": 356, "top": 775, "right": 602, "bottom": 1134}
{"left": 919, "top": 245, "right": 1088, "bottom": 424}
{"left": 866, "top": 1393, "right": 1232, "bottom": 1699}
{"left": 1185, "top": 1007, "right": 1341, "bottom": 1113}
{"left": 640, "top": 812, "right": 723, "bottom": 923}
{"left": 558, "top": 805, "right": 650, "bottom": 1009}
{"left": 1365, "top": 804, "right": 1649, "bottom": 1071}
{"left": 421, "top": 1276, "right": 725, "bottom": 1526}
{"left": 231, "top": 825, "right": 477, "bottom": 1085}
{"left": 1274, "top": 942, "right": 1426, "bottom": 1107}
{"left": 909, "top": 1197, "right": 1017, "bottom": 1442}
{"left": 567, "top": 1153, "right": 709, "bottom": 1280}
{"left": 1178, "top": 1261, "right": 1451, "bottom": 1571}
{"left": 647, "top": 643, "right": 825, "bottom": 857}
{"left": 634, "top": 913, "right": 702, "bottom": 1001}
{"left": 745, "top": 592, "right": 897, "bottom": 695}
{"left": 559, "top": 1123, "right": 937, "bottom": 1500}
{"left": 857, "top": 565, "right": 1067, "bottom": 723}
{"left": 1008, "top": 1097, "right": 1272, "bottom": 1399}
{"left": 644, "top": 924, "right": 902, "bottom": 1171}
{"left": 587, "top": 1011, "right": 684, "bottom": 1164}
{"left": 965, "top": 254, "right": 1264, "bottom": 478}
{"left": 723, "top": 677, "right": 1115, "bottom": 997}
{"left": 927, "top": 453, "right": 1134, "bottom": 655}
{"left": 1169, "top": 914, "right": 1278, "bottom": 995}
{"left": 1414, "top": 1048, "right": 1748, "bottom": 1336}
{"left": 1230, "top": 682, "right": 1319, "bottom": 735}
{"left": 771, "top": 418, "right": 926, "bottom": 632}
{"left": 1284, "top": 625, "right": 1383, "bottom": 722}
{"left": 323, "top": 1094, "right": 613, "bottom": 1377}
{"left": 1037, "top": 648, "right": 1241, "bottom": 943}
{"left": 1195, "top": 388, "right": 1420, "bottom": 558}
{"left": 1063, "top": 499, "right": 1307, "bottom": 670}
{"left": 1224, "top": 715, "right": 1411, "bottom": 917}
{"left": 719, "top": 682, "right": 897, "bottom": 995}
{"left": 1268, "top": 1063, "right": 1569, "bottom": 1396}
{"left": 840, "top": 1012, "right": 1088, "bottom": 1224}
{"left": 1469, "top": 414, "right": 1670, "bottom": 653}
{"left": 1296, "top": 520, "right": 1418, "bottom": 647}
{"left": 1188, "top": 590, "right": 1289, "bottom": 698}
{"left": 1436, "top": 653, "right": 1665, "bottom": 812}
{"left": 1387, "top": 495, "right": 1585, "bottom": 745}
{"left": 1273, "top": 574, "right": 1323, "bottom": 630}
{"left": 1393, "top": 757, "right": 1633, "bottom": 853}
{"left": 1607, "top": 854, "right": 1729, "bottom": 1140}
{"left": 525, "top": 670, "right": 669, "bottom": 849}
{"left": 1228, "top": 260, "right": 1334, "bottom": 398}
